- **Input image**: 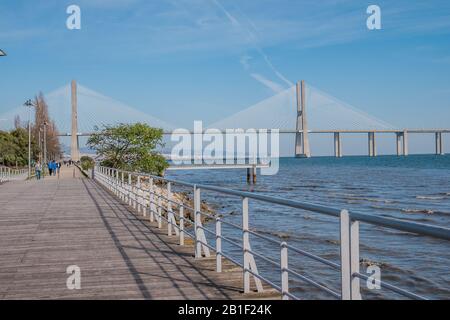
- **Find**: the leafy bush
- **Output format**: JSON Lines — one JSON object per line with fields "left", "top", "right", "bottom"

{"left": 80, "top": 156, "right": 95, "bottom": 171}
{"left": 87, "top": 123, "right": 168, "bottom": 176}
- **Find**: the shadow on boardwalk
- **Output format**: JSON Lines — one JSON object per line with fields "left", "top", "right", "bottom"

{"left": 0, "top": 166, "right": 268, "bottom": 300}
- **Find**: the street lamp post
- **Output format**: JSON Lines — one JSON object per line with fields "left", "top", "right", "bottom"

{"left": 24, "top": 100, "right": 34, "bottom": 179}
{"left": 38, "top": 128, "right": 43, "bottom": 164}
{"left": 43, "top": 121, "right": 48, "bottom": 176}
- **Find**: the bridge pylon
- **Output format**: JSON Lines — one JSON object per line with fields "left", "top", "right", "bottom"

{"left": 295, "top": 80, "right": 311, "bottom": 158}
{"left": 71, "top": 80, "right": 80, "bottom": 161}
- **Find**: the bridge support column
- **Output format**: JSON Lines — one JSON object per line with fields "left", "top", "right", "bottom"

{"left": 435, "top": 132, "right": 444, "bottom": 155}
{"left": 71, "top": 80, "right": 80, "bottom": 162}
{"left": 295, "top": 81, "right": 311, "bottom": 158}
{"left": 334, "top": 133, "right": 342, "bottom": 157}
{"left": 403, "top": 130, "right": 409, "bottom": 156}
{"left": 368, "top": 132, "right": 376, "bottom": 157}
{"left": 396, "top": 133, "right": 402, "bottom": 156}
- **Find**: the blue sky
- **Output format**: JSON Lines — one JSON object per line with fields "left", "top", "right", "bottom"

{"left": 1, "top": 0, "right": 450, "bottom": 130}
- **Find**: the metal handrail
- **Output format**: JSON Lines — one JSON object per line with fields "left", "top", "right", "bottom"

{"left": 147, "top": 174, "right": 450, "bottom": 241}
{"left": 219, "top": 234, "right": 244, "bottom": 250}
{"left": 93, "top": 166, "right": 450, "bottom": 300}
{"left": 111, "top": 167, "right": 450, "bottom": 240}
{"left": 286, "top": 243, "right": 341, "bottom": 270}
{"left": 0, "top": 167, "right": 28, "bottom": 183}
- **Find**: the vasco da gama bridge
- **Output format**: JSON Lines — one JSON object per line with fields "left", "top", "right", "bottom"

{"left": 1, "top": 80, "right": 446, "bottom": 160}
{"left": 54, "top": 81, "right": 448, "bottom": 159}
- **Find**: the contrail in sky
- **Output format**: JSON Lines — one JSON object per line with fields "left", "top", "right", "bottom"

{"left": 211, "top": 0, "right": 294, "bottom": 92}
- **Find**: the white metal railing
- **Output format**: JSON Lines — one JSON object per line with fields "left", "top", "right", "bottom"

{"left": 0, "top": 167, "right": 28, "bottom": 183}
{"left": 93, "top": 165, "right": 450, "bottom": 300}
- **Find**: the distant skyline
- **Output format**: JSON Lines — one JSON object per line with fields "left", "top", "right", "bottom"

{"left": 1, "top": 0, "right": 450, "bottom": 133}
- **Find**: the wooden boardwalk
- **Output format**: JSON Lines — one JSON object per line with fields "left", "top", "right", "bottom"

{"left": 0, "top": 166, "right": 272, "bottom": 300}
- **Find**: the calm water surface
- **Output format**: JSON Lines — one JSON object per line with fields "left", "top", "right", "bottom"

{"left": 166, "top": 155, "right": 450, "bottom": 299}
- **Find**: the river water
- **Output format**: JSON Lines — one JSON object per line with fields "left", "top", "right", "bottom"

{"left": 166, "top": 155, "right": 450, "bottom": 299}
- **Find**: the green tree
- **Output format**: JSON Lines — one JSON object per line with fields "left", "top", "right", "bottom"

{"left": 87, "top": 123, "right": 168, "bottom": 175}
{"left": 0, "top": 128, "right": 38, "bottom": 167}
{"left": 80, "top": 155, "right": 95, "bottom": 171}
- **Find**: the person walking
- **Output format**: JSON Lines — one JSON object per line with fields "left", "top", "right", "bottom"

{"left": 51, "top": 161, "right": 57, "bottom": 176}
{"left": 57, "top": 162, "right": 61, "bottom": 178}
{"left": 48, "top": 161, "right": 53, "bottom": 176}
{"left": 35, "top": 162, "right": 42, "bottom": 180}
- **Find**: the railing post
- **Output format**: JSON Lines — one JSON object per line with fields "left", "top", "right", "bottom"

{"left": 149, "top": 177, "right": 154, "bottom": 222}
{"left": 194, "top": 185, "right": 201, "bottom": 258}
{"left": 240, "top": 197, "right": 263, "bottom": 293}
{"left": 179, "top": 206, "right": 184, "bottom": 246}
{"left": 114, "top": 169, "right": 120, "bottom": 195}
{"left": 132, "top": 176, "right": 137, "bottom": 209}
{"left": 120, "top": 172, "right": 124, "bottom": 200}
{"left": 350, "top": 218, "right": 361, "bottom": 300}
{"left": 157, "top": 195, "right": 162, "bottom": 229}
{"left": 216, "top": 216, "right": 222, "bottom": 272}
{"left": 340, "top": 209, "right": 361, "bottom": 300}
{"left": 281, "top": 242, "right": 289, "bottom": 300}
{"left": 137, "top": 176, "right": 142, "bottom": 214}
{"left": 167, "top": 182, "right": 172, "bottom": 236}
{"left": 128, "top": 174, "right": 132, "bottom": 206}
{"left": 243, "top": 197, "right": 250, "bottom": 293}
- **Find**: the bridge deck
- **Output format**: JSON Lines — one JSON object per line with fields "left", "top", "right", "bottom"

{"left": 0, "top": 166, "right": 268, "bottom": 300}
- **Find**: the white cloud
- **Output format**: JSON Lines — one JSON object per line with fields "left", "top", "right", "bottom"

{"left": 250, "top": 73, "right": 285, "bottom": 93}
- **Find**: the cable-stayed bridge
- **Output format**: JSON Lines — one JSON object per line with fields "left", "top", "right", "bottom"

{"left": 0, "top": 80, "right": 447, "bottom": 159}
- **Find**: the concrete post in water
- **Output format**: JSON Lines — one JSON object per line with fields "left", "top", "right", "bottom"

{"left": 368, "top": 132, "right": 376, "bottom": 157}
{"left": 70, "top": 80, "right": 80, "bottom": 162}
{"left": 403, "top": 130, "right": 409, "bottom": 156}
{"left": 373, "top": 132, "right": 377, "bottom": 157}
{"left": 252, "top": 165, "right": 257, "bottom": 184}
{"left": 396, "top": 132, "right": 402, "bottom": 156}
{"left": 295, "top": 80, "right": 311, "bottom": 158}
{"left": 436, "top": 132, "right": 444, "bottom": 155}
{"left": 334, "top": 132, "right": 342, "bottom": 157}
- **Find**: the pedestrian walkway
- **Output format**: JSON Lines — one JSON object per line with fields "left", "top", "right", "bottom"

{"left": 0, "top": 166, "right": 270, "bottom": 299}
